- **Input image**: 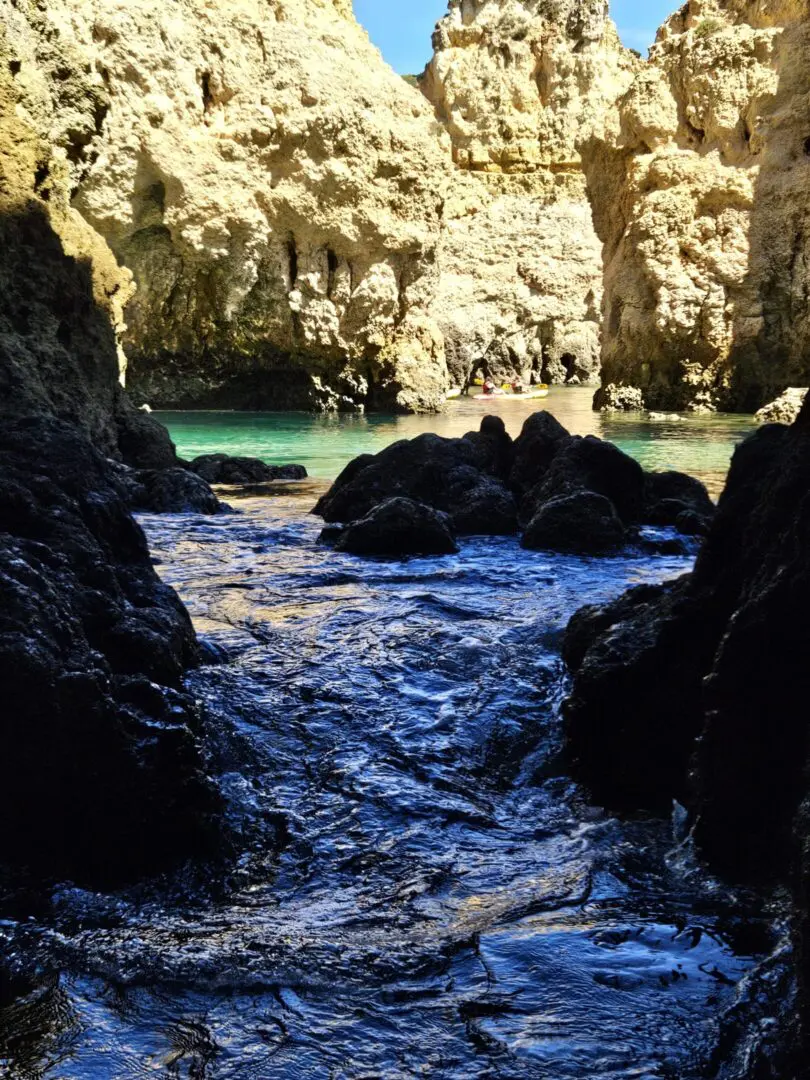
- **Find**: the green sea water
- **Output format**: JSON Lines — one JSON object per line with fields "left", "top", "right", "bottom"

{"left": 156, "top": 386, "right": 755, "bottom": 497}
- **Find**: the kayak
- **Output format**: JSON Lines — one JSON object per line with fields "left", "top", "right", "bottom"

{"left": 471, "top": 387, "right": 549, "bottom": 401}
{"left": 445, "top": 387, "right": 463, "bottom": 400}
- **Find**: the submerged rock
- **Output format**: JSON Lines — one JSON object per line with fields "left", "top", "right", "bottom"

{"left": 522, "top": 491, "right": 626, "bottom": 556}
{"left": 323, "top": 497, "right": 458, "bottom": 557}
{"left": 189, "top": 455, "right": 308, "bottom": 485}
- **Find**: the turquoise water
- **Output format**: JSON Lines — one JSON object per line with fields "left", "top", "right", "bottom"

{"left": 157, "top": 388, "right": 754, "bottom": 497}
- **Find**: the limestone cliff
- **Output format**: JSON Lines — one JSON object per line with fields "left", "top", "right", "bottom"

{"left": 586, "top": 0, "right": 810, "bottom": 412}
{"left": 3, "top": 0, "right": 453, "bottom": 413}
{"left": 423, "top": 0, "right": 638, "bottom": 388}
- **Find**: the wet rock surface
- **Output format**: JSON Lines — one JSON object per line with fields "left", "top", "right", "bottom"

{"left": 522, "top": 491, "right": 627, "bottom": 555}
{"left": 189, "top": 454, "right": 308, "bottom": 485}
{"left": 313, "top": 426, "right": 519, "bottom": 537}
{"left": 130, "top": 466, "right": 224, "bottom": 515}
{"left": 322, "top": 497, "right": 459, "bottom": 557}
{"left": 563, "top": 405, "right": 810, "bottom": 1070}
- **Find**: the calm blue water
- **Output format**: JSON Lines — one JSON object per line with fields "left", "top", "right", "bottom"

{"left": 156, "top": 387, "right": 754, "bottom": 496}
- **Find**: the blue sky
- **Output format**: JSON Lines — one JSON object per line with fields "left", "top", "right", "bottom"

{"left": 353, "top": 0, "right": 676, "bottom": 74}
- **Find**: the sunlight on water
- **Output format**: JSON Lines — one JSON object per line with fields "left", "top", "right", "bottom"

{"left": 156, "top": 387, "right": 755, "bottom": 496}
{"left": 1, "top": 487, "right": 771, "bottom": 1078}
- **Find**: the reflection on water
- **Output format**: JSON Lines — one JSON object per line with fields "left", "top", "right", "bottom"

{"left": 157, "top": 387, "right": 755, "bottom": 496}
{"left": 1, "top": 490, "right": 770, "bottom": 1078}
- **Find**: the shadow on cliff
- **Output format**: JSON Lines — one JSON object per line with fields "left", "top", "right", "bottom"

{"left": 0, "top": 201, "right": 223, "bottom": 888}
{"left": 730, "top": 14, "right": 810, "bottom": 409}
{"left": 0, "top": 200, "right": 180, "bottom": 468}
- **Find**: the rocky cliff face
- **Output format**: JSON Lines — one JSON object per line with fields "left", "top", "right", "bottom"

{"left": 3, "top": 0, "right": 453, "bottom": 413}
{"left": 423, "top": 0, "right": 638, "bottom": 388}
{"left": 586, "top": 0, "right": 810, "bottom": 413}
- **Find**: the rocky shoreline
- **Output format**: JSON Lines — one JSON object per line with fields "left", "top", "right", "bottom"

{"left": 2, "top": 0, "right": 810, "bottom": 1074}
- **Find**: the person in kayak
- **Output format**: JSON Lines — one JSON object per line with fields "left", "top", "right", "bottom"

{"left": 482, "top": 377, "right": 498, "bottom": 396}
{"left": 511, "top": 377, "right": 525, "bottom": 395}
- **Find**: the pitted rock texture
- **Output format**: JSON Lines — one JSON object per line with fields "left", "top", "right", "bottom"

{"left": 2, "top": 0, "right": 453, "bottom": 413}
{"left": 585, "top": 0, "right": 810, "bottom": 413}
{"left": 755, "top": 387, "right": 808, "bottom": 425}
{"left": 423, "top": 0, "right": 638, "bottom": 390}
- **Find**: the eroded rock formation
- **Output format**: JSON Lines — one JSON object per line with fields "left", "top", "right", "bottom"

{"left": 586, "top": 0, "right": 810, "bottom": 413}
{"left": 423, "top": 0, "right": 638, "bottom": 389}
{"left": 3, "top": 0, "right": 453, "bottom": 412}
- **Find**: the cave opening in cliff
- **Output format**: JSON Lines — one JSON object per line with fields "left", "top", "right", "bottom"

{"left": 287, "top": 237, "right": 299, "bottom": 288}
{"left": 201, "top": 71, "right": 214, "bottom": 113}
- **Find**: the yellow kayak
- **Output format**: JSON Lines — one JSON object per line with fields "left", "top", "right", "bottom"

{"left": 471, "top": 386, "right": 549, "bottom": 401}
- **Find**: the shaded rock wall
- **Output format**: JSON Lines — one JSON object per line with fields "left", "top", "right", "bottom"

{"left": 585, "top": 0, "right": 810, "bottom": 412}
{"left": 423, "top": 0, "right": 639, "bottom": 388}
{"left": 0, "top": 48, "right": 218, "bottom": 884}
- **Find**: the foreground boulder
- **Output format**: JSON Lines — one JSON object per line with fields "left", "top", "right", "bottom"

{"left": 131, "top": 467, "right": 224, "bottom": 514}
{"left": 0, "top": 417, "right": 220, "bottom": 885}
{"left": 522, "top": 491, "right": 626, "bottom": 556}
{"left": 563, "top": 407, "right": 810, "bottom": 1072}
{"left": 322, "top": 497, "right": 458, "bottom": 557}
{"left": 189, "top": 455, "right": 308, "bottom": 484}
{"left": 314, "top": 426, "right": 519, "bottom": 536}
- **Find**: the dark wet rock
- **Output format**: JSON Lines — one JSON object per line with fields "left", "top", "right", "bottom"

{"left": 520, "top": 435, "right": 645, "bottom": 527}
{"left": 562, "top": 577, "right": 717, "bottom": 810}
{"left": 0, "top": 418, "right": 220, "bottom": 884}
{"left": 313, "top": 424, "right": 517, "bottom": 536}
{"left": 522, "top": 491, "right": 627, "bottom": 556}
{"left": 131, "top": 468, "right": 223, "bottom": 515}
{"left": 114, "top": 396, "right": 180, "bottom": 470}
{"left": 643, "top": 469, "right": 715, "bottom": 526}
{"left": 323, "top": 497, "right": 459, "bottom": 557}
{"left": 675, "top": 509, "right": 712, "bottom": 537}
{"left": 508, "top": 410, "right": 570, "bottom": 496}
{"left": 461, "top": 414, "right": 514, "bottom": 482}
{"left": 634, "top": 533, "right": 693, "bottom": 557}
{"left": 563, "top": 406, "right": 810, "bottom": 1066}
{"left": 189, "top": 454, "right": 308, "bottom": 485}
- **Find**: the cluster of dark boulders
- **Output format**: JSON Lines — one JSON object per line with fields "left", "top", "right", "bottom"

{"left": 562, "top": 411, "right": 810, "bottom": 1074}
{"left": 187, "top": 454, "right": 307, "bottom": 485}
{"left": 313, "top": 411, "right": 714, "bottom": 558}
{"left": 0, "top": 418, "right": 221, "bottom": 884}
{"left": 112, "top": 454, "right": 309, "bottom": 516}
